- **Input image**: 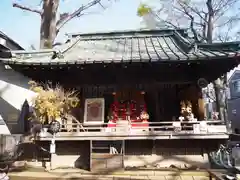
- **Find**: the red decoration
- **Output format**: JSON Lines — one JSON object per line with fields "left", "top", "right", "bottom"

{"left": 107, "top": 91, "right": 150, "bottom": 129}
{"left": 119, "top": 102, "right": 127, "bottom": 119}
{"left": 130, "top": 101, "right": 136, "bottom": 110}
{"left": 140, "top": 103, "right": 147, "bottom": 112}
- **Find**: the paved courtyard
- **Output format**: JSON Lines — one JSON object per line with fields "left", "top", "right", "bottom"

{"left": 8, "top": 168, "right": 225, "bottom": 180}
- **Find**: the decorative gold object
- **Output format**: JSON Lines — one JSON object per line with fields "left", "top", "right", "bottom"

{"left": 140, "top": 91, "right": 145, "bottom": 95}
{"left": 140, "top": 110, "right": 149, "bottom": 120}
{"left": 179, "top": 100, "right": 196, "bottom": 121}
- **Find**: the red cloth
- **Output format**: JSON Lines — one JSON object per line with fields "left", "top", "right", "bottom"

{"left": 131, "top": 120, "right": 149, "bottom": 127}
{"left": 107, "top": 119, "right": 149, "bottom": 128}
{"left": 108, "top": 122, "right": 116, "bottom": 128}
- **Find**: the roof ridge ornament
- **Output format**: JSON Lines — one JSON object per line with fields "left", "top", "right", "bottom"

{"left": 172, "top": 30, "right": 198, "bottom": 54}
{"left": 61, "top": 36, "right": 81, "bottom": 55}
{"left": 51, "top": 50, "right": 64, "bottom": 59}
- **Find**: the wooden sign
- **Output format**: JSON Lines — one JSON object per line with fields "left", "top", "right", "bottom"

{"left": 84, "top": 98, "right": 105, "bottom": 125}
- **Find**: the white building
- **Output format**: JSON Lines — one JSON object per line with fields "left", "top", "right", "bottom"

{"left": 0, "top": 31, "right": 36, "bottom": 134}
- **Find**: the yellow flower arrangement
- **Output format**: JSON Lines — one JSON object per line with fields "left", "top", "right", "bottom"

{"left": 29, "top": 81, "right": 80, "bottom": 124}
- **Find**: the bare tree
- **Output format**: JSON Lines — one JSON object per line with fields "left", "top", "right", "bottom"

{"left": 138, "top": 0, "right": 240, "bottom": 42}
{"left": 13, "top": 0, "right": 113, "bottom": 49}
{"left": 137, "top": 0, "right": 240, "bottom": 121}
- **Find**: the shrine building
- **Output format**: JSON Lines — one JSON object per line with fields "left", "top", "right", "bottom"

{"left": 0, "top": 29, "right": 240, "bottom": 171}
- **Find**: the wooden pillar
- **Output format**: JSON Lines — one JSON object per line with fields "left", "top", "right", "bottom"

{"left": 198, "top": 90, "right": 206, "bottom": 120}
{"left": 155, "top": 90, "right": 160, "bottom": 122}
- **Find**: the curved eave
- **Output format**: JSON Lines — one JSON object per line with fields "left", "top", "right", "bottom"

{"left": 0, "top": 31, "right": 24, "bottom": 50}
{"left": 4, "top": 56, "right": 240, "bottom": 86}
{"left": 1, "top": 51, "right": 240, "bottom": 66}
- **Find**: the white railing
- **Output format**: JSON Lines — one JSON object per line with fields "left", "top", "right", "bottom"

{"left": 59, "top": 120, "right": 226, "bottom": 134}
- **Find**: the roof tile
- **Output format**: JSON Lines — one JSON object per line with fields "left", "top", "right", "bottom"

{"left": 0, "top": 29, "right": 239, "bottom": 65}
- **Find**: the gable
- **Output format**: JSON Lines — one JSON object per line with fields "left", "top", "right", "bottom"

{"left": 229, "top": 69, "right": 240, "bottom": 83}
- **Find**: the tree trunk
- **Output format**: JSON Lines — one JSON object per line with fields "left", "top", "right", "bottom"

{"left": 206, "top": 0, "right": 213, "bottom": 43}
{"left": 40, "top": 0, "right": 59, "bottom": 49}
{"left": 206, "top": 0, "right": 224, "bottom": 121}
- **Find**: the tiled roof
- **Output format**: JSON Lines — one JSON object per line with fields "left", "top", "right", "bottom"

{"left": 0, "top": 29, "right": 240, "bottom": 65}
{"left": 0, "top": 31, "right": 24, "bottom": 50}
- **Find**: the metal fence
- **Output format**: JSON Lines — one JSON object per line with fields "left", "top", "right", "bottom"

{"left": 0, "top": 134, "right": 22, "bottom": 155}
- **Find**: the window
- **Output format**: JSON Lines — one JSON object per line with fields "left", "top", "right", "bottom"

{"left": 233, "top": 80, "right": 240, "bottom": 93}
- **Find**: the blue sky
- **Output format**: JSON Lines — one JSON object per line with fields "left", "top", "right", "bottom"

{"left": 1, "top": 0, "right": 239, "bottom": 49}
{"left": 0, "top": 0, "right": 143, "bottom": 49}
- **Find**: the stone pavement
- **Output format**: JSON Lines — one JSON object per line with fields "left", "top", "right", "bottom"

{"left": 9, "top": 174, "right": 210, "bottom": 180}
{"left": 8, "top": 168, "right": 225, "bottom": 180}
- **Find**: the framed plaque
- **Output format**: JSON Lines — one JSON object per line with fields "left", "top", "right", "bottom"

{"left": 84, "top": 98, "right": 105, "bottom": 125}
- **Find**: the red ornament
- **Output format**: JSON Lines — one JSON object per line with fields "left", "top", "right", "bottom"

{"left": 130, "top": 102, "right": 136, "bottom": 110}
{"left": 112, "top": 111, "right": 118, "bottom": 122}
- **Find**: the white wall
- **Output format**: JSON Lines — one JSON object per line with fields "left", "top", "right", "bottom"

{"left": 0, "top": 64, "right": 36, "bottom": 133}
{"left": 227, "top": 65, "right": 240, "bottom": 81}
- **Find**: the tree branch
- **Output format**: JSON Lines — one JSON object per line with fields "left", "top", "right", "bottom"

{"left": 200, "top": 13, "right": 208, "bottom": 40}
{"left": 214, "top": 0, "right": 238, "bottom": 15}
{"left": 153, "top": 12, "right": 179, "bottom": 29}
{"left": 215, "top": 16, "right": 240, "bottom": 28}
{"left": 12, "top": 3, "right": 42, "bottom": 15}
{"left": 178, "top": 1, "right": 207, "bottom": 23}
{"left": 178, "top": 2, "right": 199, "bottom": 42}
{"left": 56, "top": 0, "right": 102, "bottom": 33}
